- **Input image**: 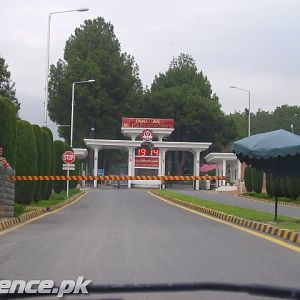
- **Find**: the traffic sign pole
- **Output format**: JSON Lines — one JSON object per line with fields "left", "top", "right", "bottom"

{"left": 66, "top": 168, "right": 69, "bottom": 198}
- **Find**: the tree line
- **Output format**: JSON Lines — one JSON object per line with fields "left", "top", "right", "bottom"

{"left": 0, "top": 96, "right": 76, "bottom": 204}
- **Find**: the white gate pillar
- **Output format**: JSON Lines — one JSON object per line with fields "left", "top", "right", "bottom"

{"left": 93, "top": 147, "right": 100, "bottom": 188}
{"left": 127, "top": 147, "right": 135, "bottom": 188}
{"left": 193, "top": 150, "right": 201, "bottom": 190}
{"left": 222, "top": 159, "right": 226, "bottom": 186}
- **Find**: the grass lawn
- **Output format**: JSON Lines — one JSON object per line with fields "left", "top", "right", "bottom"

{"left": 242, "top": 192, "right": 300, "bottom": 205}
{"left": 154, "top": 190, "right": 300, "bottom": 233}
{"left": 14, "top": 188, "right": 81, "bottom": 217}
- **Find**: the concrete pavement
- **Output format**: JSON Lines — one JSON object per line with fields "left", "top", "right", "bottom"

{"left": 0, "top": 189, "right": 299, "bottom": 300}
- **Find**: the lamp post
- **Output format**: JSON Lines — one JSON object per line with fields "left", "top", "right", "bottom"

{"left": 70, "top": 80, "right": 95, "bottom": 148}
{"left": 230, "top": 86, "right": 251, "bottom": 136}
{"left": 44, "top": 7, "right": 89, "bottom": 127}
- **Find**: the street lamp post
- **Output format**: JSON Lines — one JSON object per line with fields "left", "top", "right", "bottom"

{"left": 44, "top": 7, "right": 89, "bottom": 127}
{"left": 70, "top": 80, "right": 95, "bottom": 148}
{"left": 230, "top": 86, "right": 251, "bottom": 136}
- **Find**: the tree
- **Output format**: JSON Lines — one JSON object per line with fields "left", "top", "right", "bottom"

{"left": 142, "top": 53, "right": 237, "bottom": 174}
{"left": 40, "top": 127, "right": 53, "bottom": 200}
{"left": 53, "top": 140, "right": 66, "bottom": 193}
{"left": 32, "top": 125, "right": 43, "bottom": 200}
{"left": 244, "top": 166, "right": 252, "bottom": 192}
{"left": 251, "top": 167, "right": 263, "bottom": 193}
{"left": 48, "top": 17, "right": 142, "bottom": 147}
{"left": 15, "top": 120, "right": 37, "bottom": 204}
{"left": 0, "top": 96, "right": 16, "bottom": 167}
{"left": 287, "top": 176, "right": 300, "bottom": 200}
{"left": 0, "top": 56, "right": 20, "bottom": 111}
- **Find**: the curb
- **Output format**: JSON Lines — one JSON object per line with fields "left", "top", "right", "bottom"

{"left": 0, "top": 191, "right": 85, "bottom": 232}
{"left": 238, "top": 194, "right": 300, "bottom": 208}
{"left": 151, "top": 192, "right": 300, "bottom": 246}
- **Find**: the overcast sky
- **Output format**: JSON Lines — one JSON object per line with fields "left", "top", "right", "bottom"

{"left": 2, "top": 0, "right": 300, "bottom": 138}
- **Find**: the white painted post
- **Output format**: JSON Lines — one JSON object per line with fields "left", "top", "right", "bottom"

{"left": 193, "top": 150, "right": 200, "bottom": 190}
{"left": 216, "top": 165, "right": 219, "bottom": 187}
{"left": 66, "top": 168, "right": 69, "bottom": 197}
{"left": 93, "top": 147, "right": 99, "bottom": 188}
{"left": 222, "top": 159, "right": 226, "bottom": 186}
{"left": 127, "top": 147, "right": 134, "bottom": 188}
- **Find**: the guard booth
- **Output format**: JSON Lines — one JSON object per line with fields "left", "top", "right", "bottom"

{"left": 84, "top": 117, "right": 211, "bottom": 189}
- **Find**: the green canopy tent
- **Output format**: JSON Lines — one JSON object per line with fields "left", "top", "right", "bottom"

{"left": 233, "top": 129, "right": 300, "bottom": 220}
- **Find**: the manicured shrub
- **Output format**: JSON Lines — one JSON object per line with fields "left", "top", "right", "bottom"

{"left": 280, "top": 177, "right": 288, "bottom": 198}
{"left": 15, "top": 120, "right": 38, "bottom": 204}
{"left": 32, "top": 125, "right": 43, "bottom": 200}
{"left": 40, "top": 127, "right": 53, "bottom": 200}
{"left": 244, "top": 166, "right": 252, "bottom": 192}
{"left": 251, "top": 167, "right": 263, "bottom": 193}
{"left": 53, "top": 140, "right": 66, "bottom": 193}
{"left": 287, "top": 176, "right": 300, "bottom": 200}
{"left": 0, "top": 96, "right": 16, "bottom": 167}
{"left": 266, "top": 173, "right": 273, "bottom": 196}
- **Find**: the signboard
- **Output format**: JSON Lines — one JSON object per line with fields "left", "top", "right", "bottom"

{"left": 62, "top": 151, "right": 75, "bottom": 164}
{"left": 122, "top": 118, "right": 174, "bottom": 128}
{"left": 63, "top": 164, "right": 75, "bottom": 171}
{"left": 135, "top": 157, "right": 159, "bottom": 168}
{"left": 135, "top": 148, "right": 160, "bottom": 156}
{"left": 97, "top": 168, "right": 104, "bottom": 176}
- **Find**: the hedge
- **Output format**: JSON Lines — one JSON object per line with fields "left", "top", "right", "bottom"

{"left": 287, "top": 176, "right": 300, "bottom": 199}
{"left": 32, "top": 125, "right": 43, "bottom": 200}
{"left": 251, "top": 167, "right": 263, "bottom": 193}
{"left": 53, "top": 140, "right": 66, "bottom": 193}
{"left": 15, "top": 120, "right": 38, "bottom": 204}
{"left": 40, "top": 127, "right": 53, "bottom": 200}
{"left": 0, "top": 96, "right": 16, "bottom": 167}
{"left": 244, "top": 166, "right": 252, "bottom": 192}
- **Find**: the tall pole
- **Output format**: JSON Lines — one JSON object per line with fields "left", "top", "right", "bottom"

{"left": 70, "top": 80, "right": 95, "bottom": 148}
{"left": 43, "top": 8, "right": 89, "bottom": 127}
{"left": 44, "top": 13, "right": 51, "bottom": 127}
{"left": 248, "top": 90, "right": 251, "bottom": 137}
{"left": 70, "top": 83, "right": 75, "bottom": 147}
{"left": 229, "top": 86, "right": 251, "bottom": 136}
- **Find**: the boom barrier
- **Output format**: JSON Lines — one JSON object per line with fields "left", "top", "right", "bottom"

{"left": 9, "top": 175, "right": 227, "bottom": 181}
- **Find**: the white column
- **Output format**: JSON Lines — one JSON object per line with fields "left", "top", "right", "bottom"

{"left": 218, "top": 163, "right": 222, "bottom": 186}
{"left": 93, "top": 147, "right": 99, "bottom": 188}
{"left": 161, "top": 149, "right": 166, "bottom": 176}
{"left": 127, "top": 147, "right": 134, "bottom": 188}
{"left": 216, "top": 165, "right": 219, "bottom": 187}
{"left": 193, "top": 150, "right": 200, "bottom": 190}
{"left": 222, "top": 159, "right": 226, "bottom": 186}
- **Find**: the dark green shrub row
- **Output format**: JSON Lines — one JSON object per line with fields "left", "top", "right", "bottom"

{"left": 244, "top": 166, "right": 263, "bottom": 193}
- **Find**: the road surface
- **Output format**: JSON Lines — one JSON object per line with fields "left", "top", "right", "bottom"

{"left": 0, "top": 189, "right": 299, "bottom": 300}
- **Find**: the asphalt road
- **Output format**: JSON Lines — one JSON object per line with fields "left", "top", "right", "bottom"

{"left": 0, "top": 189, "right": 300, "bottom": 300}
{"left": 171, "top": 188, "right": 300, "bottom": 218}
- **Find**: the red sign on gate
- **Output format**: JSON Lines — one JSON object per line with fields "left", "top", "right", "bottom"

{"left": 62, "top": 151, "right": 75, "bottom": 164}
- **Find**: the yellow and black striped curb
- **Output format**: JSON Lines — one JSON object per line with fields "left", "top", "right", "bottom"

{"left": 9, "top": 175, "right": 226, "bottom": 181}
{"left": 238, "top": 194, "right": 300, "bottom": 208}
{"left": 0, "top": 192, "right": 85, "bottom": 232}
{"left": 152, "top": 192, "right": 300, "bottom": 246}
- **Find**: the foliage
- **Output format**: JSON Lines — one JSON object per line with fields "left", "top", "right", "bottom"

{"left": 0, "top": 56, "right": 20, "bottom": 110}
{"left": 40, "top": 127, "right": 53, "bottom": 200}
{"left": 53, "top": 140, "right": 66, "bottom": 193}
{"left": 32, "top": 125, "right": 43, "bottom": 200}
{"left": 280, "top": 177, "right": 288, "bottom": 198}
{"left": 142, "top": 53, "right": 237, "bottom": 173}
{"left": 15, "top": 120, "right": 38, "bottom": 204}
{"left": 0, "top": 96, "right": 16, "bottom": 167}
{"left": 266, "top": 173, "right": 273, "bottom": 196}
{"left": 48, "top": 17, "right": 142, "bottom": 147}
{"left": 244, "top": 166, "right": 252, "bottom": 192}
{"left": 251, "top": 167, "right": 263, "bottom": 193}
{"left": 287, "top": 176, "right": 300, "bottom": 200}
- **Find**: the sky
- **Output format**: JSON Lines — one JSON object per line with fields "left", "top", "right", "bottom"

{"left": 1, "top": 0, "right": 300, "bottom": 138}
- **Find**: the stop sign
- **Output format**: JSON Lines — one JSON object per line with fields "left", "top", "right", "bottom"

{"left": 62, "top": 151, "right": 75, "bottom": 164}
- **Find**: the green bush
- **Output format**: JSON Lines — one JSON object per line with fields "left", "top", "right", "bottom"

{"left": 266, "top": 173, "right": 273, "bottom": 196}
{"left": 0, "top": 96, "right": 16, "bottom": 167}
{"left": 251, "top": 167, "right": 263, "bottom": 193}
{"left": 15, "top": 120, "right": 38, "bottom": 204}
{"left": 244, "top": 166, "right": 252, "bottom": 192}
{"left": 280, "top": 177, "right": 288, "bottom": 198}
{"left": 40, "top": 127, "right": 53, "bottom": 200}
{"left": 32, "top": 125, "right": 43, "bottom": 200}
{"left": 287, "top": 176, "right": 300, "bottom": 200}
{"left": 53, "top": 140, "right": 66, "bottom": 193}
